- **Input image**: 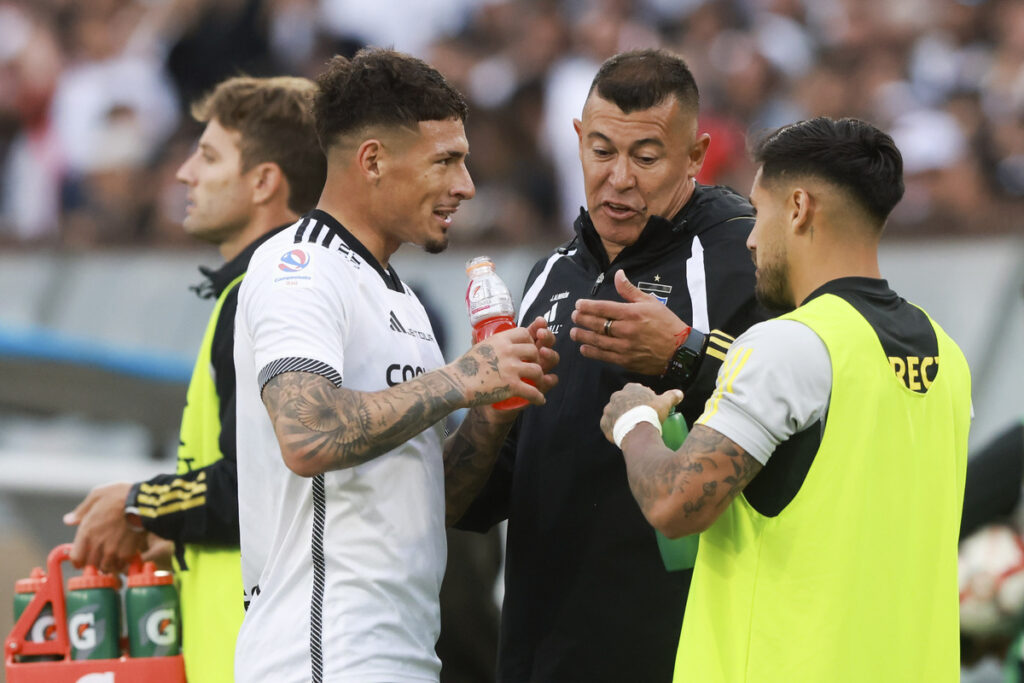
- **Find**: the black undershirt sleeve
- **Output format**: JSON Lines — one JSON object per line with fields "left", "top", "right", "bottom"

{"left": 960, "top": 421, "right": 1024, "bottom": 539}
{"left": 132, "top": 285, "right": 241, "bottom": 547}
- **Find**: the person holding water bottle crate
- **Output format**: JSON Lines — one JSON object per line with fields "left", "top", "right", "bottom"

{"left": 232, "top": 48, "right": 558, "bottom": 682}
{"left": 63, "top": 74, "right": 327, "bottom": 683}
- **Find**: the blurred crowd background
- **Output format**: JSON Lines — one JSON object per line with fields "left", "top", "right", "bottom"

{"left": 2, "top": 0, "right": 1023, "bottom": 252}
{"left": 1, "top": 3, "right": 1023, "bottom": 681}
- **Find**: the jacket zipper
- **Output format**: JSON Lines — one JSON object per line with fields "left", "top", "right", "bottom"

{"left": 590, "top": 272, "right": 605, "bottom": 295}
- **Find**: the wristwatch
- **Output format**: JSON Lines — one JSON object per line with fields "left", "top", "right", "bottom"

{"left": 662, "top": 328, "right": 708, "bottom": 389}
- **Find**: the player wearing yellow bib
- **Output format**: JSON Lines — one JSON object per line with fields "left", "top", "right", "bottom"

{"left": 64, "top": 76, "right": 326, "bottom": 683}
{"left": 601, "top": 117, "right": 971, "bottom": 682}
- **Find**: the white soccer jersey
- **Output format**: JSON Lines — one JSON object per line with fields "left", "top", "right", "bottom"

{"left": 234, "top": 210, "right": 447, "bottom": 683}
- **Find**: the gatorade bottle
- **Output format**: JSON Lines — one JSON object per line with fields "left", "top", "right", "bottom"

{"left": 654, "top": 410, "right": 700, "bottom": 571}
{"left": 12, "top": 567, "right": 61, "bottom": 662}
{"left": 66, "top": 566, "right": 121, "bottom": 660}
{"left": 465, "top": 256, "right": 527, "bottom": 410}
{"left": 126, "top": 561, "right": 181, "bottom": 658}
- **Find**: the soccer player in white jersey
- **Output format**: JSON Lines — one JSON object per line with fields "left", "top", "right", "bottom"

{"left": 232, "top": 48, "right": 559, "bottom": 682}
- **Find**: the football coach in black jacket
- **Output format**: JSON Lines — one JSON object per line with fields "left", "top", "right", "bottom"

{"left": 456, "top": 49, "right": 767, "bottom": 682}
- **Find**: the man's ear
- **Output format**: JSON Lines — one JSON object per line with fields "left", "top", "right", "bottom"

{"left": 789, "top": 187, "right": 816, "bottom": 235}
{"left": 573, "top": 118, "right": 584, "bottom": 160}
{"left": 251, "top": 162, "right": 284, "bottom": 206}
{"left": 688, "top": 132, "right": 711, "bottom": 178}
{"left": 356, "top": 139, "right": 384, "bottom": 183}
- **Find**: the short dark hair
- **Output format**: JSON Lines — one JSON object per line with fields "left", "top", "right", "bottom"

{"left": 314, "top": 48, "right": 469, "bottom": 151}
{"left": 754, "top": 117, "right": 905, "bottom": 227}
{"left": 588, "top": 49, "right": 700, "bottom": 114}
{"left": 191, "top": 76, "right": 326, "bottom": 215}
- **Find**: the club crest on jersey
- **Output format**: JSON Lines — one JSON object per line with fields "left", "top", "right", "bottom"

{"left": 638, "top": 281, "right": 672, "bottom": 305}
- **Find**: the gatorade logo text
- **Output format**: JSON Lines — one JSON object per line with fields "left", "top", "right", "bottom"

{"left": 69, "top": 612, "right": 97, "bottom": 650}
{"left": 889, "top": 355, "right": 938, "bottom": 392}
{"left": 145, "top": 607, "right": 177, "bottom": 646}
{"left": 75, "top": 674, "right": 114, "bottom": 683}
{"left": 30, "top": 613, "right": 57, "bottom": 642}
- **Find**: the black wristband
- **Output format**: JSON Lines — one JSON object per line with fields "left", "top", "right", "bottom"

{"left": 662, "top": 328, "right": 708, "bottom": 390}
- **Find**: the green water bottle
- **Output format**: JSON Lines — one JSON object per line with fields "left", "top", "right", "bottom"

{"left": 126, "top": 561, "right": 180, "bottom": 657}
{"left": 66, "top": 566, "right": 122, "bottom": 660}
{"left": 655, "top": 410, "right": 700, "bottom": 571}
{"left": 12, "top": 567, "right": 61, "bottom": 662}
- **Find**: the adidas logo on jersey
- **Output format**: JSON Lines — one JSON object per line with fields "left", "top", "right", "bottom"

{"left": 389, "top": 311, "right": 435, "bottom": 342}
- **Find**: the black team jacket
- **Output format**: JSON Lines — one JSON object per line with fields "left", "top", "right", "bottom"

{"left": 457, "top": 183, "right": 766, "bottom": 683}
{"left": 126, "top": 227, "right": 286, "bottom": 554}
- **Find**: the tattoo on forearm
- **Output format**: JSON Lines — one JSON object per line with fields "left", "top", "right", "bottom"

{"left": 627, "top": 424, "right": 761, "bottom": 524}
{"left": 442, "top": 409, "right": 515, "bottom": 526}
{"left": 263, "top": 370, "right": 466, "bottom": 473}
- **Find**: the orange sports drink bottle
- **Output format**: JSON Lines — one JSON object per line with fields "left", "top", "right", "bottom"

{"left": 465, "top": 256, "right": 529, "bottom": 410}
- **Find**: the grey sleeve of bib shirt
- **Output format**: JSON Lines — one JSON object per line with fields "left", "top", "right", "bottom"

{"left": 696, "top": 319, "right": 833, "bottom": 465}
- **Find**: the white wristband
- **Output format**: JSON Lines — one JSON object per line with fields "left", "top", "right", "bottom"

{"left": 612, "top": 405, "right": 662, "bottom": 448}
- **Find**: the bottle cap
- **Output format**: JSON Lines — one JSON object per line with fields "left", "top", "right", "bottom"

{"left": 15, "top": 567, "right": 46, "bottom": 594}
{"left": 68, "top": 566, "right": 120, "bottom": 591}
{"left": 465, "top": 255, "right": 494, "bottom": 274}
{"left": 127, "top": 561, "right": 174, "bottom": 587}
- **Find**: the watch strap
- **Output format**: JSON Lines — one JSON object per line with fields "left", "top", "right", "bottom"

{"left": 662, "top": 328, "right": 708, "bottom": 389}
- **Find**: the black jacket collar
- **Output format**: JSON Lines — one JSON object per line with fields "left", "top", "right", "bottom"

{"left": 572, "top": 182, "right": 754, "bottom": 271}
{"left": 193, "top": 224, "right": 290, "bottom": 299}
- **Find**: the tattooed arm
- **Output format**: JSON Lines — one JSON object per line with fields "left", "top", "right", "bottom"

{"left": 262, "top": 326, "right": 549, "bottom": 477}
{"left": 600, "top": 383, "right": 762, "bottom": 538}
{"left": 443, "top": 317, "right": 559, "bottom": 526}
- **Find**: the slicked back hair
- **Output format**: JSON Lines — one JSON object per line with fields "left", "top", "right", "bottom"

{"left": 588, "top": 49, "right": 700, "bottom": 115}
{"left": 314, "top": 48, "right": 468, "bottom": 152}
{"left": 191, "top": 76, "right": 326, "bottom": 214}
{"left": 754, "top": 117, "right": 905, "bottom": 230}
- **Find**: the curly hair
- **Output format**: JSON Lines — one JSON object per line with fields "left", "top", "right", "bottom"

{"left": 313, "top": 48, "right": 468, "bottom": 151}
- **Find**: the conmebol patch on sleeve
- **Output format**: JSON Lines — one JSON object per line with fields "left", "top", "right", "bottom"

{"left": 274, "top": 248, "right": 313, "bottom": 287}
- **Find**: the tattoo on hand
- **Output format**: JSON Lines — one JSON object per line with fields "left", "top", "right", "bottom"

{"left": 456, "top": 355, "right": 479, "bottom": 377}
{"left": 477, "top": 344, "right": 501, "bottom": 374}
